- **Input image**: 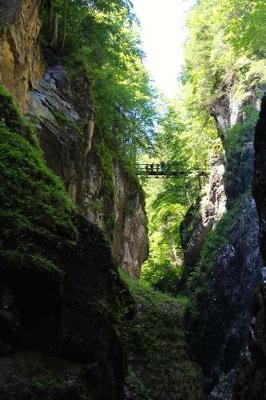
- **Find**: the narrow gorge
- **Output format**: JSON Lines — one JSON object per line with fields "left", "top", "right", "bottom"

{"left": 0, "top": 1, "right": 266, "bottom": 399}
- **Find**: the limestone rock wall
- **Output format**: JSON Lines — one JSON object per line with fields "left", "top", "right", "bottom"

{"left": 112, "top": 164, "right": 148, "bottom": 277}
{"left": 0, "top": 2, "right": 147, "bottom": 399}
{"left": 181, "top": 155, "right": 226, "bottom": 269}
{"left": 0, "top": 74, "right": 132, "bottom": 400}
{"left": 28, "top": 66, "right": 148, "bottom": 277}
{"left": 0, "top": 0, "right": 148, "bottom": 278}
{"left": 190, "top": 199, "right": 262, "bottom": 392}
{"left": 184, "top": 84, "right": 263, "bottom": 395}
{"left": 232, "top": 94, "right": 266, "bottom": 400}
{"left": 0, "top": 0, "right": 23, "bottom": 28}
{"left": 0, "top": 0, "right": 43, "bottom": 112}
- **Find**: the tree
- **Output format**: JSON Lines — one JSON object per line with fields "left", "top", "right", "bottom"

{"left": 42, "top": 0, "right": 157, "bottom": 162}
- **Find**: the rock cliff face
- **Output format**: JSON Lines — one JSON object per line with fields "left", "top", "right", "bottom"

{"left": 28, "top": 67, "right": 148, "bottom": 277}
{"left": 0, "top": 0, "right": 147, "bottom": 277}
{"left": 0, "top": 0, "right": 23, "bottom": 28}
{"left": 233, "top": 284, "right": 266, "bottom": 400}
{"left": 0, "top": 0, "right": 43, "bottom": 112}
{"left": 0, "top": 1, "right": 147, "bottom": 399}
{"left": 190, "top": 199, "right": 262, "bottom": 390}
{"left": 232, "top": 94, "right": 266, "bottom": 400}
{"left": 184, "top": 89, "right": 263, "bottom": 394}
{"left": 181, "top": 155, "right": 226, "bottom": 270}
{"left": 254, "top": 94, "right": 266, "bottom": 261}
{"left": 0, "top": 83, "right": 132, "bottom": 400}
{"left": 0, "top": 218, "right": 130, "bottom": 400}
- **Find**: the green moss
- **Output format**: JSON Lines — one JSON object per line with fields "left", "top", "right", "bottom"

{"left": 0, "top": 86, "right": 37, "bottom": 145}
{"left": 52, "top": 109, "right": 83, "bottom": 136}
{"left": 87, "top": 199, "right": 103, "bottom": 213}
{"left": 224, "top": 105, "right": 258, "bottom": 202}
{"left": 120, "top": 270, "right": 204, "bottom": 400}
{"left": 185, "top": 105, "right": 258, "bottom": 318}
{"left": 187, "top": 195, "right": 247, "bottom": 317}
{"left": 94, "top": 137, "right": 117, "bottom": 236}
{"left": 0, "top": 86, "right": 77, "bottom": 280}
{"left": 31, "top": 374, "right": 65, "bottom": 392}
{"left": 224, "top": 106, "right": 258, "bottom": 154}
{"left": 105, "top": 213, "right": 115, "bottom": 233}
{"left": 30, "top": 373, "right": 87, "bottom": 398}
{"left": 95, "top": 139, "right": 115, "bottom": 197}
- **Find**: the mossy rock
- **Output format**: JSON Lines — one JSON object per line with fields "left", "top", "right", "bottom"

{"left": 121, "top": 271, "right": 205, "bottom": 400}
{"left": 0, "top": 85, "right": 77, "bottom": 279}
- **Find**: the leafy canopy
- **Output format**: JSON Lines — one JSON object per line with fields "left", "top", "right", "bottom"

{"left": 42, "top": 0, "right": 157, "bottom": 161}
{"left": 141, "top": 0, "right": 266, "bottom": 292}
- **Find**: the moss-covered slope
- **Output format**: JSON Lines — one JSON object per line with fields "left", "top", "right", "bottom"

{"left": 0, "top": 85, "right": 76, "bottom": 279}
{"left": 121, "top": 271, "right": 204, "bottom": 400}
{"left": 0, "top": 85, "right": 131, "bottom": 400}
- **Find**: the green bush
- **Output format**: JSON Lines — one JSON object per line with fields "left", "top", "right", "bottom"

{"left": 142, "top": 261, "right": 181, "bottom": 295}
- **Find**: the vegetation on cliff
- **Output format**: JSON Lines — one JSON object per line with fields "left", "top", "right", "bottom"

{"left": 136, "top": 2, "right": 266, "bottom": 395}
{"left": 120, "top": 270, "right": 204, "bottom": 400}
{"left": 141, "top": 0, "right": 266, "bottom": 295}
{"left": 1, "top": 0, "right": 266, "bottom": 398}
{"left": 0, "top": 81, "right": 133, "bottom": 400}
{"left": 38, "top": 0, "right": 157, "bottom": 247}
{"left": 42, "top": 0, "right": 157, "bottom": 163}
{"left": 0, "top": 85, "right": 76, "bottom": 279}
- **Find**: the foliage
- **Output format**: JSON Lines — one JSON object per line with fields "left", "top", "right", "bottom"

{"left": 224, "top": 105, "right": 258, "bottom": 202}
{"left": 141, "top": 0, "right": 266, "bottom": 293}
{"left": 222, "top": 0, "right": 266, "bottom": 55}
{"left": 183, "top": 0, "right": 266, "bottom": 111}
{"left": 0, "top": 85, "right": 37, "bottom": 145}
{"left": 141, "top": 101, "right": 214, "bottom": 292}
{"left": 224, "top": 106, "right": 258, "bottom": 162}
{"left": 141, "top": 192, "right": 187, "bottom": 294}
{"left": 120, "top": 270, "right": 204, "bottom": 400}
{"left": 0, "top": 85, "right": 77, "bottom": 279}
{"left": 41, "top": 0, "right": 157, "bottom": 163}
{"left": 95, "top": 139, "right": 115, "bottom": 197}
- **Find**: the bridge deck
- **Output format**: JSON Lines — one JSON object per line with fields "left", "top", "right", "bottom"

{"left": 136, "top": 163, "right": 207, "bottom": 178}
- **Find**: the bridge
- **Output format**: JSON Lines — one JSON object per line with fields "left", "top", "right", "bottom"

{"left": 136, "top": 162, "right": 207, "bottom": 179}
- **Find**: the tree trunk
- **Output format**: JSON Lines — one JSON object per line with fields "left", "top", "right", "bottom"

{"left": 61, "top": 0, "right": 68, "bottom": 50}
{"left": 51, "top": 12, "right": 59, "bottom": 47}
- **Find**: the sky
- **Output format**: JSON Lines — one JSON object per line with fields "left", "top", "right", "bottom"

{"left": 132, "top": 0, "right": 195, "bottom": 98}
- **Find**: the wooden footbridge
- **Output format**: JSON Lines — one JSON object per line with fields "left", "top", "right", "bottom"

{"left": 136, "top": 162, "right": 207, "bottom": 179}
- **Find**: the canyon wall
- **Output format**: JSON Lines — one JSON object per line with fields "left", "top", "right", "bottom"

{"left": 0, "top": 0, "right": 148, "bottom": 278}
{"left": 184, "top": 86, "right": 264, "bottom": 395}
{"left": 28, "top": 66, "right": 148, "bottom": 277}
{"left": 0, "top": 1, "right": 147, "bottom": 398}
{"left": 232, "top": 94, "right": 266, "bottom": 400}
{"left": 0, "top": 0, "right": 43, "bottom": 112}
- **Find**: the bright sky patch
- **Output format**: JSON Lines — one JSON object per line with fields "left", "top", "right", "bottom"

{"left": 133, "top": 0, "right": 195, "bottom": 98}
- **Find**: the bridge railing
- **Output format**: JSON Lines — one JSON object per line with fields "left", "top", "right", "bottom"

{"left": 137, "top": 163, "right": 178, "bottom": 176}
{"left": 136, "top": 163, "right": 207, "bottom": 178}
